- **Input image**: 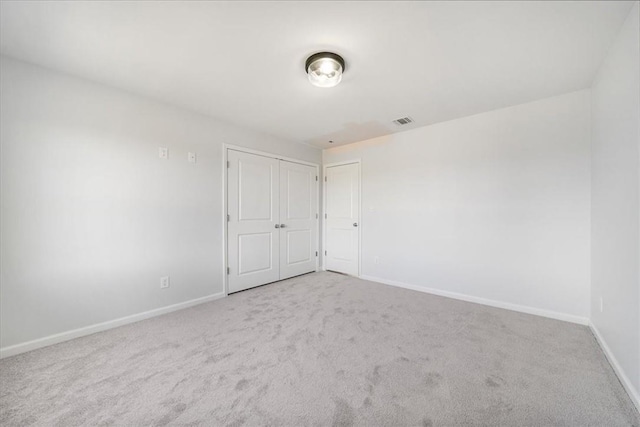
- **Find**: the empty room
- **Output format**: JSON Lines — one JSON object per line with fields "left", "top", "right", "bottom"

{"left": 1, "top": 1, "right": 639, "bottom": 425}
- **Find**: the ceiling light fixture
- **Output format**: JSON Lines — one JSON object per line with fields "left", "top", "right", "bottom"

{"left": 305, "top": 52, "right": 345, "bottom": 88}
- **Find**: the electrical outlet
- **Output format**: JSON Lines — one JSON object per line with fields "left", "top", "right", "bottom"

{"left": 600, "top": 297, "right": 603, "bottom": 313}
{"left": 159, "top": 147, "right": 168, "bottom": 159}
{"left": 160, "top": 276, "right": 170, "bottom": 289}
{"left": 188, "top": 152, "right": 196, "bottom": 163}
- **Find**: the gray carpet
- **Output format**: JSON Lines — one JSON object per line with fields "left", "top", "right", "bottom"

{"left": 1, "top": 272, "right": 638, "bottom": 426}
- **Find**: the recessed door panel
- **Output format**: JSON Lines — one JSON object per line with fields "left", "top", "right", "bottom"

{"left": 238, "top": 233, "right": 272, "bottom": 275}
{"left": 279, "top": 160, "right": 318, "bottom": 280}
{"left": 239, "top": 160, "right": 273, "bottom": 221}
{"left": 228, "top": 150, "right": 279, "bottom": 293}
{"left": 286, "top": 230, "right": 312, "bottom": 265}
{"left": 327, "top": 228, "right": 355, "bottom": 261}
{"left": 327, "top": 168, "right": 355, "bottom": 219}
{"left": 326, "top": 163, "right": 359, "bottom": 276}
{"left": 287, "top": 169, "right": 311, "bottom": 219}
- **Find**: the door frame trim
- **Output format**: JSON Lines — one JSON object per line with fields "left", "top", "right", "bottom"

{"left": 222, "top": 143, "right": 321, "bottom": 296}
{"left": 322, "top": 159, "right": 362, "bottom": 277}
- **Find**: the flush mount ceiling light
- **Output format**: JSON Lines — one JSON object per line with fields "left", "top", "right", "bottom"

{"left": 305, "top": 52, "right": 345, "bottom": 88}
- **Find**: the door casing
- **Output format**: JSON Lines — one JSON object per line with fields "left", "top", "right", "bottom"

{"left": 223, "top": 144, "right": 320, "bottom": 296}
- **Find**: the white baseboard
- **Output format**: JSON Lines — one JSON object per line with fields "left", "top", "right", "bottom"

{"left": 359, "top": 274, "right": 589, "bottom": 325}
{"left": 589, "top": 322, "right": 640, "bottom": 413}
{"left": 0, "top": 292, "right": 226, "bottom": 359}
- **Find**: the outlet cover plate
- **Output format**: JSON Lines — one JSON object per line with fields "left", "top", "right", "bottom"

{"left": 160, "top": 276, "right": 170, "bottom": 289}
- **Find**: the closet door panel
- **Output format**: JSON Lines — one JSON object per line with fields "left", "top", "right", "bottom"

{"left": 279, "top": 160, "right": 317, "bottom": 280}
{"left": 228, "top": 150, "right": 280, "bottom": 293}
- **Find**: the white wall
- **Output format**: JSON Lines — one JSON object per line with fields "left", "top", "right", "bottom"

{"left": 590, "top": 2, "right": 640, "bottom": 400}
{"left": 324, "top": 90, "right": 591, "bottom": 323}
{"left": 0, "top": 56, "right": 321, "bottom": 350}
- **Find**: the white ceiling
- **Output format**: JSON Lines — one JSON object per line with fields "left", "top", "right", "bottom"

{"left": 0, "top": 1, "right": 634, "bottom": 148}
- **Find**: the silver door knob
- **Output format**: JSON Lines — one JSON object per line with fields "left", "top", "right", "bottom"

{"left": 353, "top": 222, "right": 358, "bottom": 227}
{"left": 280, "top": 224, "right": 286, "bottom": 228}
{"left": 275, "top": 224, "right": 280, "bottom": 229}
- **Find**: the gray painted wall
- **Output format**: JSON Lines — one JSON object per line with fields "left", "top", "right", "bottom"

{"left": 324, "top": 90, "right": 592, "bottom": 322}
{"left": 590, "top": 2, "right": 640, "bottom": 396}
{"left": 0, "top": 56, "right": 321, "bottom": 349}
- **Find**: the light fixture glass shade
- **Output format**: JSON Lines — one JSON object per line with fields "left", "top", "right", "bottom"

{"left": 306, "top": 52, "right": 345, "bottom": 88}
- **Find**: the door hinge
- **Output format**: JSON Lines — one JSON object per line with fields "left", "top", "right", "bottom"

{"left": 227, "top": 161, "right": 230, "bottom": 168}
{"left": 316, "top": 213, "right": 318, "bottom": 219}
{"left": 316, "top": 176, "right": 318, "bottom": 181}
{"left": 325, "top": 250, "right": 327, "bottom": 256}
{"left": 227, "top": 267, "right": 230, "bottom": 275}
{"left": 227, "top": 214, "right": 230, "bottom": 222}
{"left": 324, "top": 176, "right": 327, "bottom": 182}
{"left": 315, "top": 251, "right": 318, "bottom": 257}
{"left": 325, "top": 213, "right": 327, "bottom": 219}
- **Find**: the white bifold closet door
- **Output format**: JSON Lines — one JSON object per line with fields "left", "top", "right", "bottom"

{"left": 227, "top": 150, "right": 317, "bottom": 294}
{"left": 279, "top": 160, "right": 318, "bottom": 280}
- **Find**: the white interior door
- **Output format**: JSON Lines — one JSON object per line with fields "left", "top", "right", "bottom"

{"left": 325, "top": 163, "right": 360, "bottom": 276}
{"left": 279, "top": 160, "right": 318, "bottom": 280}
{"left": 227, "top": 150, "right": 280, "bottom": 293}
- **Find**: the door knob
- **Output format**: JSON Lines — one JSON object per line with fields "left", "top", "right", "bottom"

{"left": 353, "top": 222, "right": 358, "bottom": 227}
{"left": 280, "top": 224, "right": 286, "bottom": 228}
{"left": 275, "top": 224, "right": 280, "bottom": 229}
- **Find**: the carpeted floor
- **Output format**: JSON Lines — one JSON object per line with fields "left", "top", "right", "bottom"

{"left": 1, "top": 272, "right": 638, "bottom": 426}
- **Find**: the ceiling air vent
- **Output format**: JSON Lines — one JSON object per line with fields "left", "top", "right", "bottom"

{"left": 393, "top": 116, "right": 414, "bottom": 126}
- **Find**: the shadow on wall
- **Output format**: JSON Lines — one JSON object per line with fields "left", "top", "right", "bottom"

{"left": 307, "top": 121, "right": 396, "bottom": 147}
